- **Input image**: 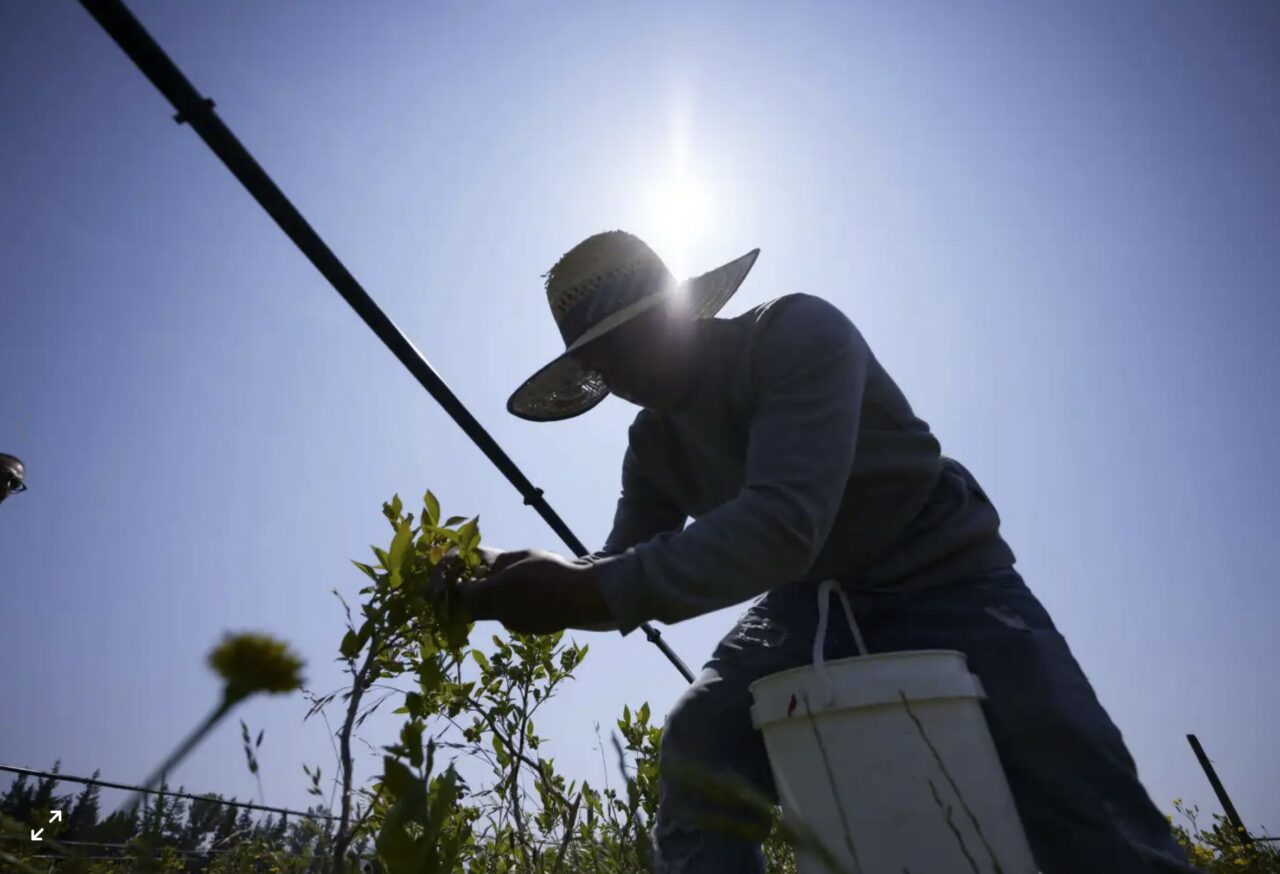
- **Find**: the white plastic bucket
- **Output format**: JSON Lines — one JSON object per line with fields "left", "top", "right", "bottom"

{"left": 749, "top": 580, "right": 1038, "bottom": 874}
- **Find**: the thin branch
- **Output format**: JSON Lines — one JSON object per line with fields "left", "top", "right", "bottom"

{"left": 332, "top": 638, "right": 381, "bottom": 866}
{"left": 463, "top": 695, "right": 573, "bottom": 809}
{"left": 550, "top": 793, "right": 582, "bottom": 874}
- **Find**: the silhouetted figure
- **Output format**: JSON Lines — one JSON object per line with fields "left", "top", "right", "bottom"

{"left": 466, "top": 231, "right": 1199, "bottom": 873}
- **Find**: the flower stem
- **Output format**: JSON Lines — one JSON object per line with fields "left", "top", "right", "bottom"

{"left": 130, "top": 699, "right": 233, "bottom": 811}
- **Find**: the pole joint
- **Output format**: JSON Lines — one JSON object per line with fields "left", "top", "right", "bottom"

{"left": 174, "top": 96, "right": 215, "bottom": 126}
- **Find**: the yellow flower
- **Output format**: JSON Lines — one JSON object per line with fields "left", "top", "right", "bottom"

{"left": 208, "top": 632, "right": 305, "bottom": 704}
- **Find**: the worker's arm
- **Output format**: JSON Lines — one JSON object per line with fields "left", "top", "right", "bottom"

{"left": 568, "top": 444, "right": 688, "bottom": 631}
{"left": 477, "top": 443, "right": 686, "bottom": 632}
{"left": 591, "top": 294, "right": 870, "bottom": 634}
{"left": 586, "top": 444, "right": 689, "bottom": 559}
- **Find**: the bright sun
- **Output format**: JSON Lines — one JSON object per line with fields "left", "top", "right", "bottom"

{"left": 645, "top": 171, "right": 710, "bottom": 278}
{"left": 641, "top": 93, "right": 711, "bottom": 279}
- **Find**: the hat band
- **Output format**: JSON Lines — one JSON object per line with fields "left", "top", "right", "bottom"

{"left": 557, "top": 264, "right": 672, "bottom": 347}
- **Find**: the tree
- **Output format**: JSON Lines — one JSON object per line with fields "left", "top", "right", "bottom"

{"left": 31, "top": 761, "right": 69, "bottom": 814}
{"left": 0, "top": 773, "right": 33, "bottom": 818}
{"left": 0, "top": 762, "right": 72, "bottom": 826}
{"left": 210, "top": 802, "right": 238, "bottom": 850}
{"left": 66, "top": 771, "right": 103, "bottom": 840}
{"left": 160, "top": 788, "right": 188, "bottom": 845}
{"left": 180, "top": 794, "right": 228, "bottom": 852}
{"left": 233, "top": 806, "right": 254, "bottom": 841}
{"left": 92, "top": 805, "right": 140, "bottom": 846}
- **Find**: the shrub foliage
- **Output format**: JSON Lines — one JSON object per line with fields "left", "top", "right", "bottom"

{"left": 2, "top": 492, "right": 1269, "bottom": 872}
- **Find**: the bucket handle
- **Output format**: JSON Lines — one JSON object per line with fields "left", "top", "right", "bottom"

{"left": 813, "top": 579, "right": 869, "bottom": 705}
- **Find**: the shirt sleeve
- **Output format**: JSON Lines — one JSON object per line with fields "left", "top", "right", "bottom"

{"left": 571, "top": 442, "right": 687, "bottom": 631}
{"left": 592, "top": 294, "right": 870, "bottom": 634}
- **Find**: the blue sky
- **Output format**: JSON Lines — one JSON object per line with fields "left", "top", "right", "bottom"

{"left": 2, "top": 0, "right": 1278, "bottom": 837}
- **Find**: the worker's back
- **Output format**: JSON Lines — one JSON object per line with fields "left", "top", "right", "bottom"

{"left": 627, "top": 292, "right": 1015, "bottom": 592}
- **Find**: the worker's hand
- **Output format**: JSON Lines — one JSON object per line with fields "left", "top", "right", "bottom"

{"left": 485, "top": 547, "right": 558, "bottom": 574}
{"left": 460, "top": 550, "right": 613, "bottom": 635}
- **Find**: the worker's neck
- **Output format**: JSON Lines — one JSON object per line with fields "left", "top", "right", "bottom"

{"left": 655, "top": 319, "right": 709, "bottom": 416}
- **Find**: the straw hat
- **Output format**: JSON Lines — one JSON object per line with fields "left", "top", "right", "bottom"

{"left": 507, "top": 231, "right": 760, "bottom": 422}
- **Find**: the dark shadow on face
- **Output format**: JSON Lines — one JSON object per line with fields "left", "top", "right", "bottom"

{"left": 571, "top": 300, "right": 698, "bottom": 411}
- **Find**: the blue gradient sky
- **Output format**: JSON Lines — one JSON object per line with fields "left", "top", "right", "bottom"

{"left": 3, "top": 0, "right": 1278, "bottom": 834}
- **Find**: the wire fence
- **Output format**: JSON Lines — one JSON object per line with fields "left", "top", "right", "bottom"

{"left": 0, "top": 764, "right": 337, "bottom": 822}
{"left": 0, "top": 835, "right": 312, "bottom": 862}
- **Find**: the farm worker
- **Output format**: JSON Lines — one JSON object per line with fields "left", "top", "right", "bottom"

{"left": 462, "top": 231, "right": 1197, "bottom": 873}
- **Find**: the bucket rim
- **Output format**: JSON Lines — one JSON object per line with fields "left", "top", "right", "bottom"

{"left": 748, "top": 648, "right": 970, "bottom": 694}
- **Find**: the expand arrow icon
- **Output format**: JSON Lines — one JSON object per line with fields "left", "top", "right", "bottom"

{"left": 30, "top": 828, "right": 43, "bottom": 841}
{"left": 49, "top": 810, "right": 62, "bottom": 823}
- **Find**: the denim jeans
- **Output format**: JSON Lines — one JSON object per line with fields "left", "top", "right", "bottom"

{"left": 652, "top": 567, "right": 1198, "bottom": 873}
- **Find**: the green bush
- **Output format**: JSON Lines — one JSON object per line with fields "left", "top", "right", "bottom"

{"left": 4, "top": 490, "right": 1268, "bottom": 874}
{"left": 1170, "top": 799, "right": 1280, "bottom": 873}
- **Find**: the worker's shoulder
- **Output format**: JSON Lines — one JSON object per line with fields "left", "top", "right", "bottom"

{"left": 731, "top": 292, "right": 860, "bottom": 350}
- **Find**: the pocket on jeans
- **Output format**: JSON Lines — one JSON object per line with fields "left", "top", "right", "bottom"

{"left": 732, "top": 613, "right": 791, "bottom": 649}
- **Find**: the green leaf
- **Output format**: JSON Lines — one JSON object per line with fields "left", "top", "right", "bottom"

{"left": 443, "top": 614, "right": 471, "bottom": 652}
{"left": 471, "top": 650, "right": 491, "bottom": 672}
{"left": 423, "top": 490, "right": 441, "bottom": 527}
{"left": 351, "top": 560, "right": 378, "bottom": 581}
{"left": 418, "top": 656, "right": 445, "bottom": 695}
{"left": 402, "top": 721, "right": 424, "bottom": 769}
{"left": 375, "top": 757, "right": 428, "bottom": 873}
{"left": 638, "top": 702, "right": 650, "bottom": 725}
{"left": 442, "top": 515, "right": 467, "bottom": 527}
{"left": 381, "top": 756, "right": 421, "bottom": 805}
{"left": 340, "top": 629, "right": 361, "bottom": 659}
{"left": 387, "top": 519, "right": 413, "bottom": 589}
{"left": 457, "top": 516, "right": 480, "bottom": 551}
{"left": 356, "top": 618, "right": 374, "bottom": 650}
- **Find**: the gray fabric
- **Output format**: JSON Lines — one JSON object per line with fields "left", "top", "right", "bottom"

{"left": 591, "top": 293, "right": 1016, "bottom": 635}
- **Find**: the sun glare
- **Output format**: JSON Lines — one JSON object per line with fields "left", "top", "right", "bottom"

{"left": 641, "top": 90, "right": 712, "bottom": 280}
{"left": 646, "top": 172, "right": 710, "bottom": 279}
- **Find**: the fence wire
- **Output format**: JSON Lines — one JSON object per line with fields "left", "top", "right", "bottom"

{"left": 0, "top": 764, "right": 337, "bottom": 822}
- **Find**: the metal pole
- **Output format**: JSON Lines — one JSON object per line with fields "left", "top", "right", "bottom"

{"left": 1186, "top": 734, "right": 1254, "bottom": 850}
{"left": 75, "top": 0, "right": 695, "bottom": 684}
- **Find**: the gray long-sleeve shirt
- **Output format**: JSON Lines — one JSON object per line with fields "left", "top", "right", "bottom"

{"left": 588, "top": 292, "right": 1016, "bottom": 636}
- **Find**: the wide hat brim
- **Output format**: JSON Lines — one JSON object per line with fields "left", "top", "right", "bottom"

{"left": 507, "top": 248, "right": 760, "bottom": 422}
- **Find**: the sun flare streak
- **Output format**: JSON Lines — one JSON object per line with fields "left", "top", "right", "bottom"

{"left": 642, "top": 92, "right": 711, "bottom": 280}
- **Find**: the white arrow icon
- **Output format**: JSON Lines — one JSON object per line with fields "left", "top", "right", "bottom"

{"left": 30, "top": 828, "right": 43, "bottom": 841}
{"left": 49, "top": 810, "right": 62, "bottom": 823}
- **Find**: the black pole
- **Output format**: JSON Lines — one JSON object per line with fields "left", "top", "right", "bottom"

{"left": 1186, "top": 734, "right": 1254, "bottom": 850}
{"left": 75, "top": 0, "right": 694, "bottom": 684}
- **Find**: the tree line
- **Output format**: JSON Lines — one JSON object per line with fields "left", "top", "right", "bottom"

{"left": 0, "top": 762, "right": 351, "bottom": 871}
